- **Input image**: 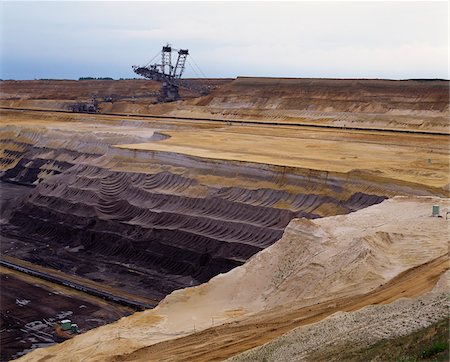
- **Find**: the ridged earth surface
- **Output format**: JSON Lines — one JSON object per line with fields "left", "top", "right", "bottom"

{"left": 13, "top": 197, "right": 449, "bottom": 362}
{"left": 171, "top": 77, "right": 449, "bottom": 133}
{"left": 0, "top": 77, "right": 448, "bottom": 361}
{"left": 1, "top": 116, "right": 397, "bottom": 300}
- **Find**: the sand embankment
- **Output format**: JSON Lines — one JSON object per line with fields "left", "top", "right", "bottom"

{"left": 229, "top": 271, "right": 449, "bottom": 362}
{"left": 15, "top": 196, "right": 449, "bottom": 361}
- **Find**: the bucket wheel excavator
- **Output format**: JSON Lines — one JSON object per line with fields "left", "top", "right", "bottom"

{"left": 132, "top": 44, "right": 211, "bottom": 103}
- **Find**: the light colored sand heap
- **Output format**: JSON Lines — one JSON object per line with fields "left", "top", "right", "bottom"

{"left": 16, "top": 196, "right": 449, "bottom": 362}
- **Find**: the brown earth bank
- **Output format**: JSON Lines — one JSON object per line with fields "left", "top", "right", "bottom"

{"left": 180, "top": 78, "right": 450, "bottom": 133}
{"left": 0, "top": 79, "right": 232, "bottom": 101}
{"left": 0, "top": 79, "right": 233, "bottom": 114}
{"left": 197, "top": 77, "right": 449, "bottom": 113}
{"left": 1, "top": 77, "right": 448, "bottom": 132}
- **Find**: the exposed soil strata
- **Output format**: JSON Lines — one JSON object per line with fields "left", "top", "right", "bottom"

{"left": 117, "top": 129, "right": 449, "bottom": 189}
{"left": 2, "top": 159, "right": 389, "bottom": 300}
{"left": 14, "top": 197, "right": 449, "bottom": 362}
{"left": 1, "top": 78, "right": 447, "bottom": 132}
{"left": 199, "top": 77, "right": 449, "bottom": 113}
{"left": 0, "top": 79, "right": 233, "bottom": 113}
{"left": 170, "top": 78, "right": 450, "bottom": 133}
{"left": 1, "top": 108, "right": 446, "bottom": 302}
{"left": 0, "top": 79, "right": 231, "bottom": 101}
{"left": 1, "top": 77, "right": 448, "bottom": 360}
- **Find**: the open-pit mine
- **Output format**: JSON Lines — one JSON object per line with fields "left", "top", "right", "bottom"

{"left": 0, "top": 77, "right": 448, "bottom": 361}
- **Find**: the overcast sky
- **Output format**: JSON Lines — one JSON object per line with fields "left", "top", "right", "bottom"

{"left": 0, "top": 1, "right": 448, "bottom": 80}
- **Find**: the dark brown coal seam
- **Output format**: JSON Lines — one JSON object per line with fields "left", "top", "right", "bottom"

{"left": 6, "top": 206, "right": 264, "bottom": 261}
{"left": 8, "top": 212, "right": 263, "bottom": 267}
{"left": 1, "top": 221, "right": 245, "bottom": 285}
{"left": 13, "top": 200, "right": 282, "bottom": 248}
{"left": 1, "top": 145, "right": 391, "bottom": 303}
{"left": 31, "top": 183, "right": 342, "bottom": 234}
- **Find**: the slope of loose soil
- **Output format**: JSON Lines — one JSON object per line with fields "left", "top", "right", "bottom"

{"left": 15, "top": 196, "right": 449, "bottom": 362}
{"left": 111, "top": 255, "right": 448, "bottom": 362}
{"left": 228, "top": 271, "right": 449, "bottom": 362}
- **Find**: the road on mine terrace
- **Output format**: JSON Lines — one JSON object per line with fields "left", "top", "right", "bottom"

{"left": 1, "top": 106, "right": 449, "bottom": 136}
{"left": 0, "top": 256, "right": 157, "bottom": 310}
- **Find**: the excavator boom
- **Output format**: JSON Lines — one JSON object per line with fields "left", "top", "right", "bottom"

{"left": 132, "top": 44, "right": 210, "bottom": 102}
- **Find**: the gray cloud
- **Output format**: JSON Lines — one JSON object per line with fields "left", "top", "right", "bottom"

{"left": 1, "top": 1, "right": 448, "bottom": 79}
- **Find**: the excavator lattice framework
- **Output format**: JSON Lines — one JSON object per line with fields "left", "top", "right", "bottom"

{"left": 132, "top": 44, "right": 210, "bottom": 102}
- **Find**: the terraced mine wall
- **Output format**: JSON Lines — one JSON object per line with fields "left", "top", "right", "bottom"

{"left": 2, "top": 77, "right": 448, "bottom": 362}
{"left": 2, "top": 79, "right": 448, "bottom": 128}
{"left": 198, "top": 77, "right": 449, "bottom": 112}
{"left": 1, "top": 124, "right": 444, "bottom": 302}
{"left": 186, "top": 78, "right": 450, "bottom": 132}
{"left": 0, "top": 79, "right": 232, "bottom": 101}
{"left": 0, "top": 79, "right": 233, "bottom": 113}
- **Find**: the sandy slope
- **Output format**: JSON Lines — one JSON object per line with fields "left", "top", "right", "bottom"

{"left": 229, "top": 271, "right": 449, "bottom": 362}
{"left": 16, "top": 196, "right": 449, "bottom": 362}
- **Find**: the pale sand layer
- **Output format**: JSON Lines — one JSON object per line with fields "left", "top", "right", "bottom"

{"left": 16, "top": 196, "right": 449, "bottom": 362}
{"left": 116, "top": 127, "right": 449, "bottom": 188}
{"left": 3, "top": 109, "right": 448, "bottom": 190}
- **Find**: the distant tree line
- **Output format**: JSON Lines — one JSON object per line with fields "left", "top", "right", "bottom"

{"left": 79, "top": 77, "right": 114, "bottom": 80}
{"left": 407, "top": 78, "right": 448, "bottom": 82}
{"left": 77, "top": 77, "right": 142, "bottom": 81}
{"left": 0, "top": 77, "right": 143, "bottom": 81}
